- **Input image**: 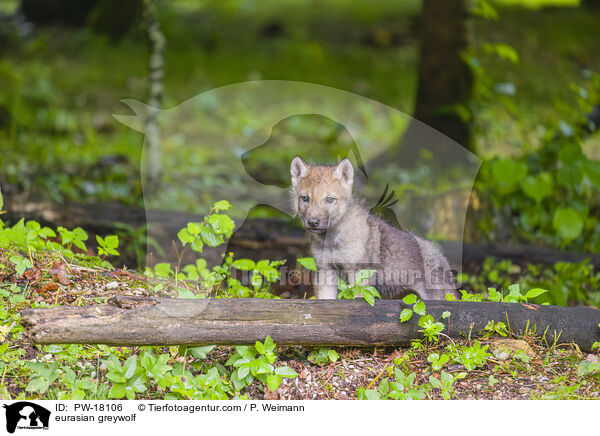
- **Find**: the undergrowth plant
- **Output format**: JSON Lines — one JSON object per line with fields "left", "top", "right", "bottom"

{"left": 308, "top": 348, "right": 340, "bottom": 366}
{"left": 459, "top": 256, "right": 600, "bottom": 307}
{"left": 146, "top": 200, "right": 285, "bottom": 299}
{"left": 337, "top": 269, "right": 381, "bottom": 306}
{"left": 226, "top": 336, "right": 298, "bottom": 392}
{"left": 475, "top": 75, "right": 600, "bottom": 252}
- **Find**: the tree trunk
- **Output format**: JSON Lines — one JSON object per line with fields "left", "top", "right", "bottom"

{"left": 371, "top": 0, "right": 474, "bottom": 169}
{"left": 141, "top": 0, "right": 165, "bottom": 192}
{"left": 21, "top": 296, "right": 600, "bottom": 351}
{"left": 412, "top": 0, "right": 473, "bottom": 146}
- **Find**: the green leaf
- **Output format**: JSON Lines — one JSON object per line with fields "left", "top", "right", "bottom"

{"left": 274, "top": 366, "right": 298, "bottom": 378}
{"left": 177, "top": 228, "right": 195, "bottom": 245}
{"left": 427, "top": 353, "right": 440, "bottom": 363}
{"left": 105, "top": 372, "right": 127, "bottom": 384}
{"left": 266, "top": 373, "right": 282, "bottom": 391}
{"left": 177, "top": 288, "right": 199, "bottom": 299}
{"left": 186, "top": 222, "right": 201, "bottom": 235}
{"left": 236, "top": 346, "right": 257, "bottom": 361}
{"left": 327, "top": 349, "right": 339, "bottom": 363}
{"left": 508, "top": 283, "right": 521, "bottom": 300}
{"left": 413, "top": 301, "right": 426, "bottom": 316}
{"left": 402, "top": 294, "right": 417, "bottom": 305}
{"left": 250, "top": 273, "right": 263, "bottom": 289}
{"left": 558, "top": 143, "right": 584, "bottom": 164}
{"left": 73, "top": 239, "right": 87, "bottom": 251}
{"left": 0, "top": 186, "right": 3, "bottom": 211}
{"left": 520, "top": 173, "right": 552, "bottom": 203}
{"left": 104, "top": 355, "right": 123, "bottom": 373}
{"left": 154, "top": 262, "right": 172, "bottom": 277}
{"left": 73, "top": 227, "right": 88, "bottom": 241}
{"left": 399, "top": 308, "right": 413, "bottom": 322}
{"left": 577, "top": 360, "right": 599, "bottom": 377}
{"left": 105, "top": 235, "right": 119, "bottom": 249}
{"left": 232, "top": 259, "right": 256, "bottom": 271}
{"left": 188, "top": 345, "right": 215, "bottom": 360}
{"left": 123, "top": 356, "right": 138, "bottom": 379}
{"left": 363, "top": 389, "right": 381, "bottom": 400}
{"left": 238, "top": 366, "right": 250, "bottom": 379}
{"left": 418, "top": 314, "right": 434, "bottom": 328}
{"left": 108, "top": 383, "right": 127, "bottom": 399}
{"left": 484, "top": 42, "right": 519, "bottom": 64}
{"left": 26, "top": 378, "right": 50, "bottom": 393}
{"left": 44, "top": 345, "right": 63, "bottom": 354}
{"left": 490, "top": 158, "right": 528, "bottom": 195}
{"left": 263, "top": 335, "right": 275, "bottom": 352}
{"left": 440, "top": 371, "right": 454, "bottom": 385}
{"left": 525, "top": 288, "right": 548, "bottom": 299}
{"left": 429, "top": 376, "right": 442, "bottom": 389}
{"left": 254, "top": 359, "right": 272, "bottom": 374}
{"left": 255, "top": 341, "right": 265, "bottom": 354}
{"left": 355, "top": 269, "right": 376, "bottom": 285}
{"left": 297, "top": 257, "right": 317, "bottom": 272}
{"left": 213, "top": 200, "right": 232, "bottom": 212}
{"left": 199, "top": 224, "right": 222, "bottom": 247}
{"left": 207, "top": 214, "right": 235, "bottom": 238}
{"left": 583, "top": 160, "right": 600, "bottom": 187}
{"left": 552, "top": 207, "right": 584, "bottom": 242}
{"left": 488, "top": 288, "right": 502, "bottom": 302}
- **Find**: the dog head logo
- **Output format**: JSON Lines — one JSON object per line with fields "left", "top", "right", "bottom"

{"left": 3, "top": 402, "right": 51, "bottom": 433}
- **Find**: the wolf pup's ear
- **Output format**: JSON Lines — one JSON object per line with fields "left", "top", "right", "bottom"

{"left": 334, "top": 158, "right": 354, "bottom": 188}
{"left": 291, "top": 156, "right": 308, "bottom": 186}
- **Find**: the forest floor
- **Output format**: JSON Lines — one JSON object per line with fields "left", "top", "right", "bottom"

{"left": 2, "top": 252, "right": 599, "bottom": 401}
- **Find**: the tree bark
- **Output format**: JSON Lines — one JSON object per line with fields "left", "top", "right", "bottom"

{"left": 21, "top": 296, "right": 600, "bottom": 351}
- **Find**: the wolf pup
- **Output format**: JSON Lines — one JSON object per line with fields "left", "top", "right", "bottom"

{"left": 290, "top": 156, "right": 456, "bottom": 300}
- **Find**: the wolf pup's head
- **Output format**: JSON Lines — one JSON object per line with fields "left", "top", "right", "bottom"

{"left": 290, "top": 156, "right": 354, "bottom": 233}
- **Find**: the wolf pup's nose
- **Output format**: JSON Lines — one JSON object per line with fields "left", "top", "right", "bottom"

{"left": 307, "top": 218, "right": 320, "bottom": 228}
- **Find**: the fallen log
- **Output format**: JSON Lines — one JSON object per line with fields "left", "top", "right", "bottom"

{"left": 20, "top": 297, "right": 600, "bottom": 351}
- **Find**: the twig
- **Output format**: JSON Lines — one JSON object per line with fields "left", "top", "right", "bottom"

{"left": 0, "top": 364, "right": 7, "bottom": 389}
{"left": 365, "top": 350, "right": 401, "bottom": 390}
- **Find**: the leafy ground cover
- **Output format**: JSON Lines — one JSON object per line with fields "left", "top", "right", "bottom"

{"left": 1, "top": 250, "right": 599, "bottom": 400}
{"left": 1, "top": 196, "right": 599, "bottom": 400}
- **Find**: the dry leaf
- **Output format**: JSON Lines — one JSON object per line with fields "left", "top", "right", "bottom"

{"left": 39, "top": 282, "right": 59, "bottom": 294}
{"left": 49, "top": 261, "right": 71, "bottom": 285}
{"left": 22, "top": 269, "right": 42, "bottom": 283}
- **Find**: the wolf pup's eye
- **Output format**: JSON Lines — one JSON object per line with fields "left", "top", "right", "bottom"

{"left": 325, "top": 196, "right": 336, "bottom": 204}
{"left": 300, "top": 195, "right": 310, "bottom": 203}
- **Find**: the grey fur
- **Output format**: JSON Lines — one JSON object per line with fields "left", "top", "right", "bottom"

{"left": 290, "top": 156, "right": 456, "bottom": 300}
